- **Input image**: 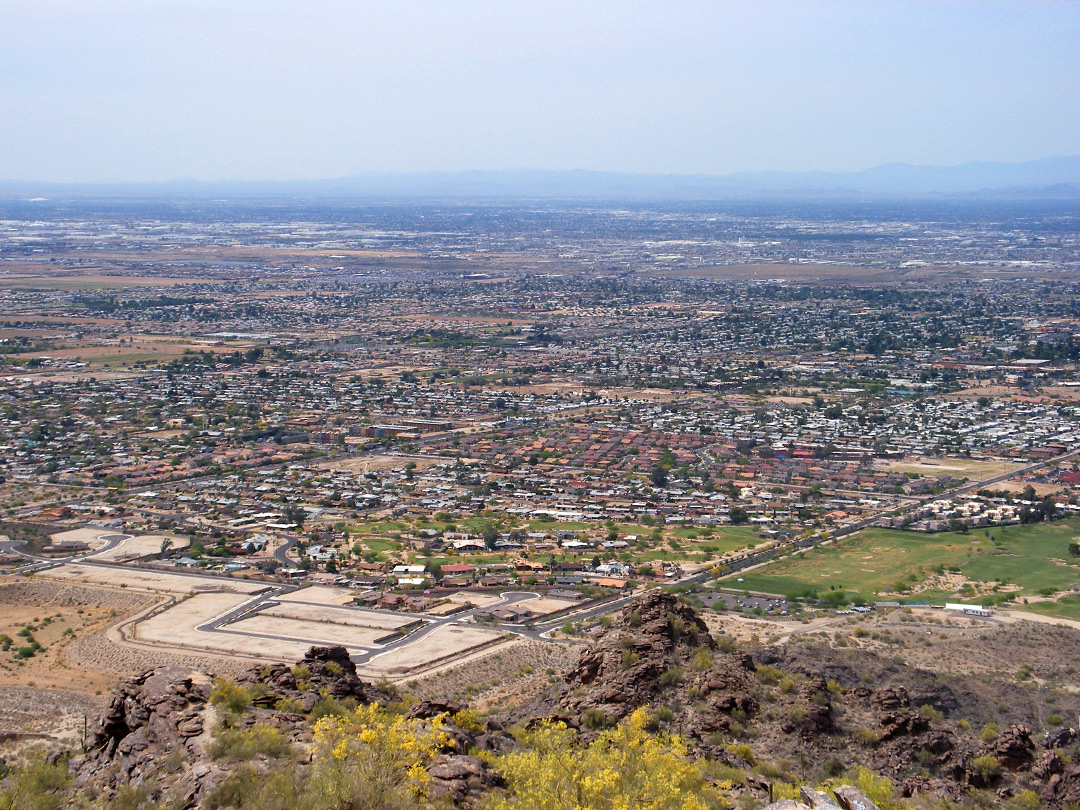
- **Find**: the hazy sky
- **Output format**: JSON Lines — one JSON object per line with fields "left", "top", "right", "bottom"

{"left": 2, "top": 0, "right": 1079, "bottom": 182}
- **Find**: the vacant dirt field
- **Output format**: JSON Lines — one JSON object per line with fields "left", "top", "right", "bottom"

{"left": 48, "top": 527, "right": 118, "bottom": 548}
{"left": 230, "top": 615, "right": 393, "bottom": 648}
{"left": 88, "top": 533, "right": 189, "bottom": 563}
{"left": 261, "top": 601, "right": 417, "bottom": 630}
{"left": 275, "top": 585, "right": 357, "bottom": 605}
{"left": 133, "top": 592, "right": 307, "bottom": 661}
{"left": 0, "top": 583, "right": 126, "bottom": 694}
{"left": 877, "top": 457, "right": 1025, "bottom": 479}
{"left": 317, "top": 455, "right": 447, "bottom": 474}
{"left": 39, "top": 564, "right": 268, "bottom": 595}
{"left": 364, "top": 624, "right": 505, "bottom": 676}
{"left": 443, "top": 592, "right": 505, "bottom": 608}
{"left": 514, "top": 596, "right": 579, "bottom": 615}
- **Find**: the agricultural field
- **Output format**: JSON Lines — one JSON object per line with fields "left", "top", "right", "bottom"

{"left": 723, "top": 520, "right": 1080, "bottom": 605}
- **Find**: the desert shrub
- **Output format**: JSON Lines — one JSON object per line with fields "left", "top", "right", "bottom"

{"left": 715, "top": 635, "right": 738, "bottom": 653}
{"left": 692, "top": 646, "right": 714, "bottom": 672}
{"left": 973, "top": 755, "right": 1002, "bottom": 779}
{"left": 581, "top": 707, "right": 614, "bottom": 731}
{"left": 755, "top": 664, "right": 783, "bottom": 686}
{"left": 852, "top": 726, "right": 879, "bottom": 746}
{"left": 667, "top": 614, "right": 687, "bottom": 641}
{"left": 274, "top": 696, "right": 304, "bottom": 713}
{"left": 204, "top": 765, "right": 303, "bottom": 810}
{"left": 727, "top": 743, "right": 756, "bottom": 765}
{"left": 0, "top": 752, "right": 72, "bottom": 810}
{"left": 659, "top": 666, "right": 685, "bottom": 687}
{"left": 324, "top": 660, "right": 344, "bottom": 677}
{"left": 452, "top": 708, "right": 484, "bottom": 733}
{"left": 621, "top": 650, "right": 640, "bottom": 670}
{"left": 840, "top": 766, "right": 904, "bottom": 810}
{"left": 111, "top": 782, "right": 158, "bottom": 810}
{"left": 308, "top": 703, "right": 449, "bottom": 810}
{"left": 1047, "top": 713, "right": 1064, "bottom": 727}
{"left": 654, "top": 705, "right": 675, "bottom": 723}
{"left": 311, "top": 695, "right": 358, "bottom": 721}
{"left": 979, "top": 722, "right": 1000, "bottom": 743}
{"left": 209, "top": 723, "right": 292, "bottom": 761}
{"left": 778, "top": 676, "right": 797, "bottom": 694}
{"left": 918, "top": 704, "right": 943, "bottom": 722}
{"left": 754, "top": 760, "right": 784, "bottom": 779}
{"left": 291, "top": 664, "right": 311, "bottom": 680}
{"left": 209, "top": 677, "right": 252, "bottom": 715}
{"left": 488, "top": 707, "right": 728, "bottom": 810}
{"left": 1006, "top": 790, "right": 1044, "bottom": 810}
{"left": 822, "top": 757, "right": 844, "bottom": 777}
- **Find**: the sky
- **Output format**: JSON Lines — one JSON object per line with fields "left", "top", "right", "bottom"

{"left": 1, "top": 0, "right": 1079, "bottom": 183}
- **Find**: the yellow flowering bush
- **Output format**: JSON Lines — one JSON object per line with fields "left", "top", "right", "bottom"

{"left": 486, "top": 707, "right": 730, "bottom": 810}
{"left": 308, "top": 703, "right": 450, "bottom": 810}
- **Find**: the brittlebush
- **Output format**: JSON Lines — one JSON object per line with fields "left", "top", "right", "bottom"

{"left": 307, "top": 703, "right": 450, "bottom": 810}
{"left": 486, "top": 706, "right": 731, "bottom": 810}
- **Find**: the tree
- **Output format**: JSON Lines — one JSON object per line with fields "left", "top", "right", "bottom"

{"left": 650, "top": 465, "right": 669, "bottom": 488}
{"left": 729, "top": 507, "right": 749, "bottom": 525}
{"left": 1069, "top": 541, "right": 1080, "bottom": 558}
{"left": 482, "top": 523, "right": 499, "bottom": 550}
{"left": 159, "top": 537, "right": 174, "bottom": 558}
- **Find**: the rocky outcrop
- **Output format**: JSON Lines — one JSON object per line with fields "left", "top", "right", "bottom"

{"left": 989, "top": 724, "right": 1036, "bottom": 770}
{"left": 75, "top": 666, "right": 211, "bottom": 794}
{"left": 557, "top": 591, "right": 720, "bottom": 724}
{"left": 235, "top": 644, "right": 387, "bottom": 712}
{"left": 878, "top": 709, "right": 929, "bottom": 742}
{"left": 427, "top": 754, "right": 506, "bottom": 805}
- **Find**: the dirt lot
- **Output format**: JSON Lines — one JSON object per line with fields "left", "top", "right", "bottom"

{"left": 275, "top": 585, "right": 357, "bottom": 606}
{"left": 877, "top": 457, "right": 1026, "bottom": 479}
{"left": 363, "top": 624, "right": 506, "bottom": 676}
{"left": 133, "top": 592, "right": 307, "bottom": 661}
{"left": 317, "top": 455, "right": 447, "bottom": 474}
{"left": 262, "top": 601, "right": 417, "bottom": 630}
{"left": 88, "top": 533, "right": 189, "bottom": 563}
{"left": 443, "top": 592, "right": 505, "bottom": 608}
{"left": 230, "top": 615, "right": 394, "bottom": 648}
{"left": 48, "top": 527, "right": 118, "bottom": 548}
{"left": 514, "top": 596, "right": 580, "bottom": 615}
{"left": 39, "top": 564, "right": 267, "bottom": 595}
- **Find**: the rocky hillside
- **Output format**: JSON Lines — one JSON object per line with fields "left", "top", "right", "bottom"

{"left": 5, "top": 592, "right": 1080, "bottom": 809}
{"left": 522, "top": 591, "right": 1080, "bottom": 807}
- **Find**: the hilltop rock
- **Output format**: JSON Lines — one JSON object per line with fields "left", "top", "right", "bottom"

{"left": 556, "top": 591, "right": 724, "bottom": 724}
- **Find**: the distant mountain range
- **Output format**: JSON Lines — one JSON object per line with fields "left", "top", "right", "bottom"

{"left": 4, "top": 156, "right": 1080, "bottom": 200}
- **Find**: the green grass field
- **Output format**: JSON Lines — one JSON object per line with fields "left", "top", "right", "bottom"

{"left": 723, "top": 521, "right": 1080, "bottom": 603}
{"left": 1023, "top": 595, "right": 1080, "bottom": 621}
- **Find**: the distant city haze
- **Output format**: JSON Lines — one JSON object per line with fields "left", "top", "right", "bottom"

{"left": 2, "top": 0, "right": 1079, "bottom": 183}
